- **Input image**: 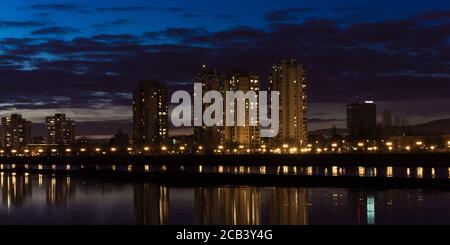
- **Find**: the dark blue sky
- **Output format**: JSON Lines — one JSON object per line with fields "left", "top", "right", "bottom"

{"left": 0, "top": 0, "right": 449, "bottom": 133}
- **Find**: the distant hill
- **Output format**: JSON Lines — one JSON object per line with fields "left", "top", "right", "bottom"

{"left": 310, "top": 118, "right": 450, "bottom": 136}
{"left": 310, "top": 128, "right": 347, "bottom": 136}
{"left": 400, "top": 118, "right": 450, "bottom": 135}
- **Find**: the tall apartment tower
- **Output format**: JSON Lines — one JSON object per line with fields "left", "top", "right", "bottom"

{"left": 269, "top": 59, "right": 308, "bottom": 147}
{"left": 193, "top": 65, "right": 223, "bottom": 153}
{"left": 347, "top": 101, "right": 377, "bottom": 140}
{"left": 133, "top": 80, "right": 169, "bottom": 149}
{"left": 45, "top": 114, "right": 75, "bottom": 145}
{"left": 1, "top": 114, "right": 31, "bottom": 150}
{"left": 223, "top": 72, "right": 261, "bottom": 151}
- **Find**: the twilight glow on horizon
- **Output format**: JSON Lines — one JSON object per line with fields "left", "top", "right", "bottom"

{"left": 0, "top": 0, "right": 449, "bottom": 132}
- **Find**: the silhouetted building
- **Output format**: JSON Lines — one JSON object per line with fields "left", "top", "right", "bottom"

{"left": 194, "top": 65, "right": 223, "bottom": 153}
{"left": 45, "top": 114, "right": 75, "bottom": 145}
{"left": 133, "top": 80, "right": 169, "bottom": 149}
{"left": 269, "top": 59, "right": 308, "bottom": 147}
{"left": 224, "top": 72, "right": 260, "bottom": 150}
{"left": 109, "top": 129, "right": 129, "bottom": 149}
{"left": 1, "top": 114, "right": 31, "bottom": 150}
{"left": 347, "top": 101, "right": 377, "bottom": 139}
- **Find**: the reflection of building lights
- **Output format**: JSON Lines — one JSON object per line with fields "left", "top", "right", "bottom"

{"left": 332, "top": 166, "right": 338, "bottom": 176}
{"left": 358, "top": 167, "right": 365, "bottom": 176}
{"left": 417, "top": 167, "right": 423, "bottom": 178}
{"left": 387, "top": 166, "right": 393, "bottom": 178}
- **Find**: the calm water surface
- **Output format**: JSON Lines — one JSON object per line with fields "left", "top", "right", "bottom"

{"left": 0, "top": 172, "right": 449, "bottom": 225}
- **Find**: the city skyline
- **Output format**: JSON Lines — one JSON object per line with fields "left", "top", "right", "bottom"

{"left": 0, "top": 0, "right": 449, "bottom": 133}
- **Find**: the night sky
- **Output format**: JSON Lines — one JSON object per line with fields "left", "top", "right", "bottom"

{"left": 0, "top": 0, "right": 449, "bottom": 134}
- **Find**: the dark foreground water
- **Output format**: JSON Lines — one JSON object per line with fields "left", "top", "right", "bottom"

{"left": 0, "top": 172, "right": 449, "bottom": 225}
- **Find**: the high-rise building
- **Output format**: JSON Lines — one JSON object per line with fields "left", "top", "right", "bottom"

{"left": 1, "top": 114, "right": 31, "bottom": 150}
{"left": 347, "top": 101, "right": 377, "bottom": 140}
{"left": 45, "top": 114, "right": 75, "bottom": 145}
{"left": 269, "top": 59, "right": 308, "bottom": 147}
{"left": 133, "top": 80, "right": 169, "bottom": 149}
{"left": 194, "top": 65, "right": 222, "bottom": 153}
{"left": 223, "top": 72, "right": 260, "bottom": 150}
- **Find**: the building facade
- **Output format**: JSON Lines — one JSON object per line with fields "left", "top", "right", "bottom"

{"left": 223, "top": 72, "right": 261, "bottom": 151}
{"left": 269, "top": 59, "right": 308, "bottom": 147}
{"left": 347, "top": 101, "right": 377, "bottom": 140}
{"left": 45, "top": 114, "right": 75, "bottom": 145}
{"left": 1, "top": 114, "right": 31, "bottom": 150}
{"left": 133, "top": 80, "right": 169, "bottom": 150}
{"left": 193, "top": 65, "right": 223, "bottom": 153}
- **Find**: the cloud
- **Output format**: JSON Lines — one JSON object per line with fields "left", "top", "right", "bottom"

{"left": 92, "top": 19, "right": 134, "bottom": 31}
{"left": 28, "top": 3, "right": 89, "bottom": 13}
{"left": 31, "top": 26, "right": 77, "bottom": 35}
{"left": 0, "top": 11, "right": 449, "bottom": 127}
{"left": 215, "top": 14, "right": 239, "bottom": 19}
{"left": 264, "top": 8, "right": 316, "bottom": 22}
{"left": 415, "top": 10, "right": 450, "bottom": 21}
{"left": 96, "top": 6, "right": 184, "bottom": 13}
{"left": 0, "top": 20, "right": 46, "bottom": 28}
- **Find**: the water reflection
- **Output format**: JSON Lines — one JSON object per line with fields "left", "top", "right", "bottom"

{"left": 0, "top": 172, "right": 448, "bottom": 225}
{"left": 195, "top": 187, "right": 262, "bottom": 225}
{"left": 134, "top": 184, "right": 169, "bottom": 225}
